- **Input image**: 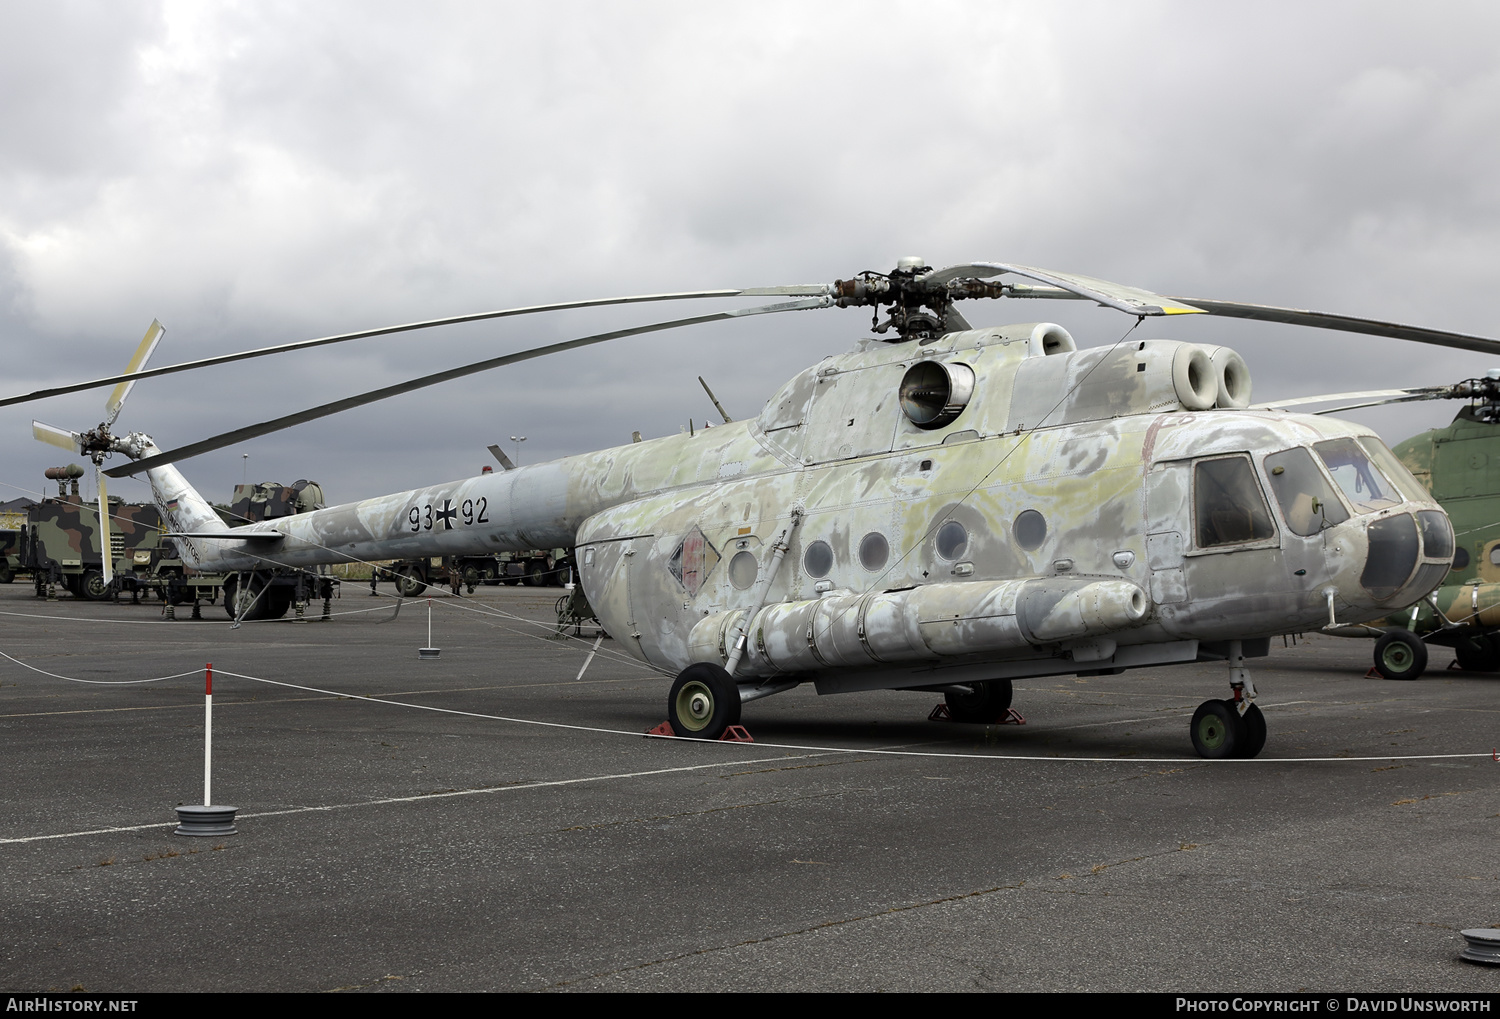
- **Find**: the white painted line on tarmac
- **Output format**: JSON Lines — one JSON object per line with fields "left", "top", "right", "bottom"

{"left": 0, "top": 752, "right": 830, "bottom": 846}
{"left": 1049, "top": 700, "right": 1317, "bottom": 731}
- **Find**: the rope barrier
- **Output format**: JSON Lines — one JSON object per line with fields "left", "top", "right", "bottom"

{"left": 2, "top": 651, "right": 1490, "bottom": 765}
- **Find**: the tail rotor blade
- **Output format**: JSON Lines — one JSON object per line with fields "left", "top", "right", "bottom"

{"left": 33, "top": 421, "right": 82, "bottom": 453}
{"left": 96, "top": 466, "right": 112, "bottom": 588}
{"left": 104, "top": 319, "right": 165, "bottom": 427}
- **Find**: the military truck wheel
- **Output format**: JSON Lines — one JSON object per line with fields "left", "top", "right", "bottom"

{"left": 524, "top": 561, "right": 546, "bottom": 586}
{"left": 393, "top": 567, "right": 426, "bottom": 597}
{"left": 81, "top": 570, "right": 111, "bottom": 601}
{"left": 266, "top": 586, "right": 293, "bottom": 619}
{"left": 667, "top": 663, "right": 741, "bottom": 740}
{"left": 1235, "top": 703, "right": 1267, "bottom": 759}
{"left": 1453, "top": 634, "right": 1500, "bottom": 672}
{"left": 1190, "top": 699, "right": 1240, "bottom": 759}
{"left": 0, "top": 562, "right": 12, "bottom": 584}
{"left": 1374, "top": 629, "right": 1428, "bottom": 680}
{"left": 225, "top": 574, "right": 270, "bottom": 621}
{"left": 943, "top": 679, "right": 1014, "bottom": 723}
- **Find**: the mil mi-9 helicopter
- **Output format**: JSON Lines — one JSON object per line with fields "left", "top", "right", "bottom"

{"left": 7, "top": 258, "right": 1492, "bottom": 759}
{"left": 1255, "top": 375, "right": 1500, "bottom": 680}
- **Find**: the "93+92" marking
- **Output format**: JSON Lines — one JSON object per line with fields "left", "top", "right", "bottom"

{"left": 408, "top": 497, "right": 488, "bottom": 532}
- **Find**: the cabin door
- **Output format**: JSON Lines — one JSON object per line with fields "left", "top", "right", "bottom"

{"left": 1144, "top": 461, "right": 1190, "bottom": 605}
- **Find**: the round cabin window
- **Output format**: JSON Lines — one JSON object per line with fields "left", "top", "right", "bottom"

{"left": 803, "top": 539, "right": 833, "bottom": 579}
{"left": 1014, "top": 510, "right": 1047, "bottom": 551}
{"left": 935, "top": 520, "right": 968, "bottom": 561}
{"left": 859, "top": 532, "right": 889, "bottom": 572}
{"left": 729, "top": 550, "right": 759, "bottom": 590}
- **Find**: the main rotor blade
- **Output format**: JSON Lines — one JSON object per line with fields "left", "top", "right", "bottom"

{"left": 105, "top": 297, "right": 831, "bottom": 478}
{"left": 1165, "top": 298, "right": 1500, "bottom": 356}
{"left": 1251, "top": 387, "right": 1440, "bottom": 411}
{"left": 937, "top": 263, "right": 1206, "bottom": 317}
{"left": 1310, "top": 395, "right": 1452, "bottom": 415}
{"left": 1, "top": 286, "right": 832, "bottom": 411}
{"left": 104, "top": 319, "right": 165, "bottom": 428}
{"left": 1003, "top": 285, "right": 1500, "bottom": 355}
{"left": 33, "top": 420, "right": 82, "bottom": 453}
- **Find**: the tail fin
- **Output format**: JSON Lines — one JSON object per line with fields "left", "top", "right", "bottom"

{"left": 125, "top": 435, "right": 227, "bottom": 568}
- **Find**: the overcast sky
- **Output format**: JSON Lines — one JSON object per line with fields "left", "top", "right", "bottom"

{"left": 3, "top": 1, "right": 1499, "bottom": 509}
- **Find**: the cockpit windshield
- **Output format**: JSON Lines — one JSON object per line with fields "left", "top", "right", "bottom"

{"left": 1356, "top": 436, "right": 1430, "bottom": 503}
{"left": 1313, "top": 437, "right": 1402, "bottom": 514}
{"left": 1264, "top": 447, "right": 1350, "bottom": 535}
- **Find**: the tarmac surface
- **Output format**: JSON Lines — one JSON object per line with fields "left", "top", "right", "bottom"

{"left": 0, "top": 579, "right": 1496, "bottom": 993}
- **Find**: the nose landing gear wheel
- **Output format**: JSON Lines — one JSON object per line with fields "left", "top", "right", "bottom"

{"left": 1374, "top": 629, "right": 1428, "bottom": 680}
{"left": 667, "top": 663, "right": 741, "bottom": 740}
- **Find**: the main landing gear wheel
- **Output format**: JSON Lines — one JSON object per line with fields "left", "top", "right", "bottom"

{"left": 944, "top": 679, "right": 1014, "bottom": 723}
{"left": 1190, "top": 699, "right": 1267, "bottom": 759}
{"left": 1453, "top": 634, "right": 1500, "bottom": 672}
{"left": 1373, "top": 629, "right": 1428, "bottom": 680}
{"left": 1236, "top": 703, "right": 1267, "bottom": 759}
{"left": 667, "top": 663, "right": 741, "bottom": 740}
{"left": 1190, "top": 699, "right": 1240, "bottom": 759}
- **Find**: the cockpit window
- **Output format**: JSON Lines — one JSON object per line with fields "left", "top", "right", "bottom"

{"left": 1357, "top": 436, "right": 1429, "bottom": 503}
{"left": 1264, "top": 447, "right": 1350, "bottom": 535}
{"left": 1194, "top": 455, "right": 1277, "bottom": 548}
{"left": 1313, "top": 437, "right": 1401, "bottom": 514}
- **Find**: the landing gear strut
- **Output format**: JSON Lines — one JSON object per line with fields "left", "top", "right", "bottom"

{"left": 1190, "top": 639, "right": 1266, "bottom": 759}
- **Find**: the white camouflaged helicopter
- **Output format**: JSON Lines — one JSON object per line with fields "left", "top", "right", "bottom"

{"left": 8, "top": 258, "right": 1490, "bottom": 758}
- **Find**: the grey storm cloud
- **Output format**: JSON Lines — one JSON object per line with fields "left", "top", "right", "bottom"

{"left": 2, "top": 1, "right": 1499, "bottom": 508}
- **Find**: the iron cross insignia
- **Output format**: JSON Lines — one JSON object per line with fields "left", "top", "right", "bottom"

{"left": 435, "top": 499, "right": 458, "bottom": 530}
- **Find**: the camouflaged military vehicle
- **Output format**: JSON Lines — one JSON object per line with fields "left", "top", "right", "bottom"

{"left": 21, "top": 486, "right": 165, "bottom": 600}
{"left": 214, "top": 480, "right": 337, "bottom": 619}
{"left": 0, "top": 503, "right": 30, "bottom": 584}
{"left": 385, "top": 547, "right": 572, "bottom": 595}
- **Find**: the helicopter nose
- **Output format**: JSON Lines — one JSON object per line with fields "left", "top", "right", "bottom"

{"left": 1359, "top": 514, "right": 1419, "bottom": 601}
{"left": 1355, "top": 509, "right": 1453, "bottom": 607}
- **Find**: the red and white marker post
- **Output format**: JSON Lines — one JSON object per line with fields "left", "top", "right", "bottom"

{"left": 173, "top": 662, "right": 238, "bottom": 837}
{"left": 419, "top": 597, "right": 440, "bottom": 659}
{"left": 204, "top": 662, "right": 213, "bottom": 806}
